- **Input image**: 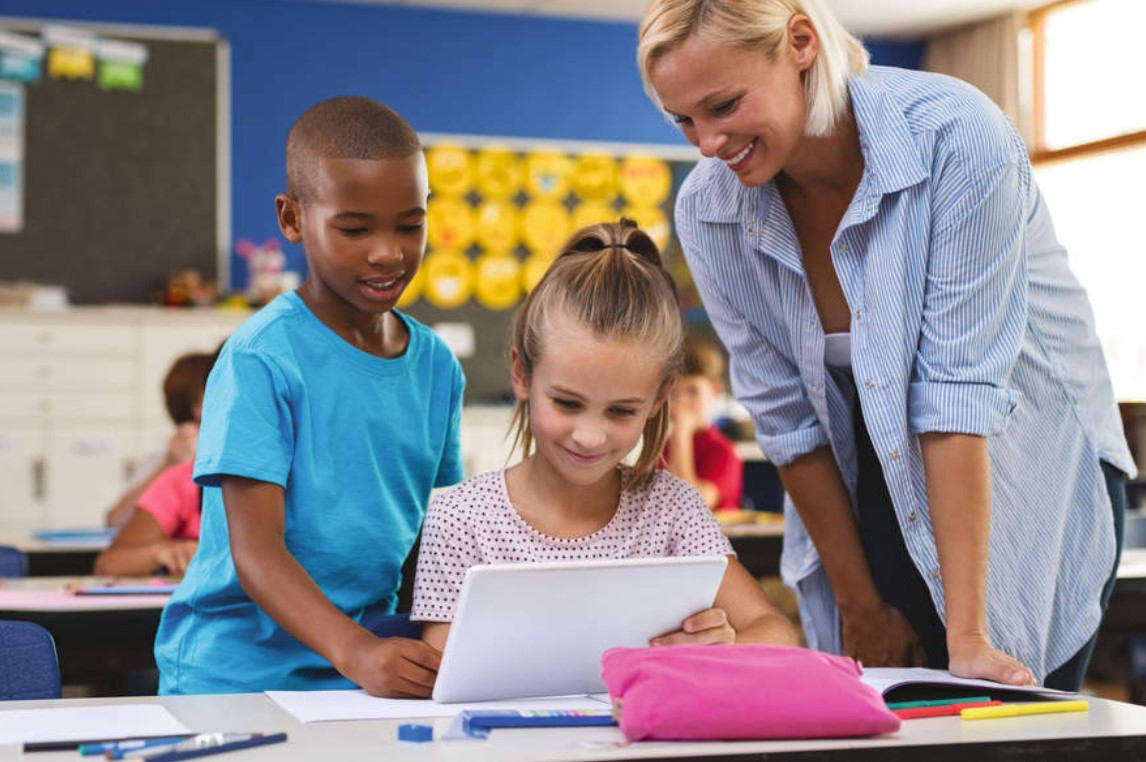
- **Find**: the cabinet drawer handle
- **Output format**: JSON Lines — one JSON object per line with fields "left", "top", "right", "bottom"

{"left": 33, "top": 457, "right": 45, "bottom": 501}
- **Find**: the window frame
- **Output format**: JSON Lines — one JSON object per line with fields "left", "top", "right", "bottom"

{"left": 1029, "top": 0, "right": 1146, "bottom": 165}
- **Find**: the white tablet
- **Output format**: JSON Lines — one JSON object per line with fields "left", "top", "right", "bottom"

{"left": 431, "top": 555, "right": 729, "bottom": 703}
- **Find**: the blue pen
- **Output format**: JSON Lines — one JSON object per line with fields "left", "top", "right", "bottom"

{"left": 77, "top": 737, "right": 190, "bottom": 758}
{"left": 126, "top": 733, "right": 288, "bottom": 762}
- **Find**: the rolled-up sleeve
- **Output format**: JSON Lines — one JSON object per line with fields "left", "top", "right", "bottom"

{"left": 910, "top": 160, "right": 1026, "bottom": 437}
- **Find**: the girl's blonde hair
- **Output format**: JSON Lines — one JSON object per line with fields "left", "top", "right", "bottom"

{"left": 637, "top": 0, "right": 869, "bottom": 138}
{"left": 509, "top": 219, "right": 684, "bottom": 490}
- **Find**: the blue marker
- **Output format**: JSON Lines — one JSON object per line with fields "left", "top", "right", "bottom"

{"left": 78, "top": 736, "right": 190, "bottom": 758}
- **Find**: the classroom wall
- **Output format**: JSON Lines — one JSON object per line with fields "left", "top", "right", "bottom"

{"left": 1, "top": 0, "right": 923, "bottom": 292}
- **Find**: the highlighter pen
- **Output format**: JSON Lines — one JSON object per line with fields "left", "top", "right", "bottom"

{"left": 894, "top": 700, "right": 1001, "bottom": 720}
{"left": 77, "top": 737, "right": 190, "bottom": 758}
{"left": 962, "top": 700, "right": 1089, "bottom": 720}
{"left": 887, "top": 696, "right": 992, "bottom": 710}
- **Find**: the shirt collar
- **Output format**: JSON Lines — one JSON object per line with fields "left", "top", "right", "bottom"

{"left": 848, "top": 67, "right": 929, "bottom": 195}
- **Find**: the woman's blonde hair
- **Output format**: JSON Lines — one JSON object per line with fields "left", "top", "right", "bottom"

{"left": 509, "top": 219, "right": 684, "bottom": 490}
{"left": 637, "top": 0, "right": 869, "bottom": 137}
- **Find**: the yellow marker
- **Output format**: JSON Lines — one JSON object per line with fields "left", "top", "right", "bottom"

{"left": 961, "top": 700, "right": 1089, "bottom": 720}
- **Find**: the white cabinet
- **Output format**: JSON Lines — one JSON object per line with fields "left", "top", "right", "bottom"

{"left": 0, "top": 426, "right": 45, "bottom": 532}
{"left": 0, "top": 307, "right": 249, "bottom": 532}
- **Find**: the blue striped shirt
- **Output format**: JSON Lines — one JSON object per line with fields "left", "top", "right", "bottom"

{"left": 674, "top": 66, "right": 1135, "bottom": 681}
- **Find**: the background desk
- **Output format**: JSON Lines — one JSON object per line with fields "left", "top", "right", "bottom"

{"left": 1, "top": 533, "right": 110, "bottom": 577}
{"left": 5, "top": 692, "right": 1146, "bottom": 761}
{"left": 0, "top": 577, "right": 166, "bottom": 695}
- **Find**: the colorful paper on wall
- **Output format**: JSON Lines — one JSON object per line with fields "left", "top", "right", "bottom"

{"left": 0, "top": 30, "right": 44, "bottom": 83}
{"left": 96, "top": 38, "right": 148, "bottom": 92}
{"left": 43, "top": 25, "right": 96, "bottom": 81}
{"left": 0, "top": 81, "right": 24, "bottom": 233}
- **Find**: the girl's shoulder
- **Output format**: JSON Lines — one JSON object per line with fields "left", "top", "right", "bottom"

{"left": 428, "top": 470, "right": 511, "bottom": 517}
{"left": 622, "top": 469, "right": 708, "bottom": 512}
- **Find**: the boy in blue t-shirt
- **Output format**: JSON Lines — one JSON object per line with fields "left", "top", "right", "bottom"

{"left": 154, "top": 97, "right": 465, "bottom": 696}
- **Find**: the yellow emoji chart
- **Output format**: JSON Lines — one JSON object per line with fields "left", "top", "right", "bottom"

{"left": 410, "top": 142, "right": 677, "bottom": 311}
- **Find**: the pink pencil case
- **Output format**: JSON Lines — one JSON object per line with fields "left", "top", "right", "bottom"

{"left": 601, "top": 644, "right": 900, "bottom": 742}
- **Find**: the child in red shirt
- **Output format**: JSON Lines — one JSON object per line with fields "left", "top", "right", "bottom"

{"left": 662, "top": 334, "right": 743, "bottom": 510}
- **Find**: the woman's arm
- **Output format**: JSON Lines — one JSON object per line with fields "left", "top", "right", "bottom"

{"left": 94, "top": 510, "right": 197, "bottom": 576}
{"left": 222, "top": 476, "right": 441, "bottom": 697}
{"left": 779, "top": 446, "right": 926, "bottom": 667}
{"left": 921, "top": 432, "right": 1034, "bottom": 684}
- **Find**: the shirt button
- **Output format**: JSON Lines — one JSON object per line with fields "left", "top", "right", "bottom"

{"left": 854, "top": 310, "right": 862, "bottom": 321}
{"left": 930, "top": 568, "right": 941, "bottom": 580}
{"left": 839, "top": 243, "right": 850, "bottom": 254}
{"left": 864, "top": 379, "right": 875, "bottom": 390}
{"left": 907, "top": 511, "right": 917, "bottom": 522}
{"left": 889, "top": 449, "right": 900, "bottom": 461}
{"left": 746, "top": 225, "right": 754, "bottom": 235}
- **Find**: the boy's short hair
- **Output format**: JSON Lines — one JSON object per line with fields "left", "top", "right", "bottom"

{"left": 682, "top": 333, "right": 726, "bottom": 384}
{"left": 162, "top": 350, "right": 218, "bottom": 424}
{"left": 286, "top": 96, "right": 421, "bottom": 203}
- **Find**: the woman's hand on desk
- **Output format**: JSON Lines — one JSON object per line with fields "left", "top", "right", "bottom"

{"left": 947, "top": 633, "right": 1035, "bottom": 686}
{"left": 649, "top": 607, "right": 736, "bottom": 646}
{"left": 841, "top": 601, "right": 926, "bottom": 668}
{"left": 347, "top": 636, "right": 442, "bottom": 698}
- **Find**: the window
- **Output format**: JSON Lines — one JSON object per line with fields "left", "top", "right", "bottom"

{"left": 1030, "top": 0, "right": 1146, "bottom": 401}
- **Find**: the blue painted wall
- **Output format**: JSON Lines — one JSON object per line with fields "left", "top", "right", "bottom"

{"left": 1, "top": 0, "right": 922, "bottom": 290}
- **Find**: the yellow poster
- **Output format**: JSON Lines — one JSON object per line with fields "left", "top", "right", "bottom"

{"left": 474, "top": 253, "right": 522, "bottom": 310}
{"left": 524, "top": 150, "right": 572, "bottom": 200}
{"left": 426, "top": 144, "right": 474, "bottom": 198}
{"left": 423, "top": 250, "right": 474, "bottom": 309}
{"left": 521, "top": 200, "right": 572, "bottom": 255}
{"left": 475, "top": 146, "right": 523, "bottom": 200}
{"left": 427, "top": 197, "right": 476, "bottom": 250}
{"left": 475, "top": 200, "right": 519, "bottom": 252}
{"left": 619, "top": 155, "right": 672, "bottom": 206}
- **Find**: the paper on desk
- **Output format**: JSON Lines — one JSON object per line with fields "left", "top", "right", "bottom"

{"left": 266, "top": 689, "right": 610, "bottom": 723}
{"left": 0, "top": 704, "right": 190, "bottom": 745}
{"left": 861, "top": 667, "right": 1073, "bottom": 697}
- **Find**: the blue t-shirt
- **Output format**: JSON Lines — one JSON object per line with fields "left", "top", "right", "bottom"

{"left": 155, "top": 291, "right": 465, "bottom": 694}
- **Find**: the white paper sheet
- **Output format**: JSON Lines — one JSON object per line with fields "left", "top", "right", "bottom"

{"left": 266, "top": 689, "right": 611, "bottom": 723}
{"left": 861, "top": 667, "right": 1073, "bottom": 697}
{"left": 0, "top": 704, "right": 190, "bottom": 745}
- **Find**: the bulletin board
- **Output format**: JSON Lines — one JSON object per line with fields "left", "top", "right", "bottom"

{"left": 398, "top": 139, "right": 699, "bottom": 403}
{"left": 0, "top": 21, "right": 227, "bottom": 305}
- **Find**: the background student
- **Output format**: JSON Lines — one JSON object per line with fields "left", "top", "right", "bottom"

{"left": 154, "top": 96, "right": 465, "bottom": 697}
{"left": 104, "top": 352, "right": 214, "bottom": 529}
{"left": 411, "top": 219, "right": 797, "bottom": 653}
{"left": 95, "top": 349, "right": 222, "bottom": 577}
{"left": 637, "top": 0, "right": 1135, "bottom": 689}
{"left": 662, "top": 333, "right": 743, "bottom": 511}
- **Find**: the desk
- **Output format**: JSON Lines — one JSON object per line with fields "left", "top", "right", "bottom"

{"left": 5, "top": 692, "right": 1146, "bottom": 761}
{"left": 0, "top": 577, "right": 166, "bottom": 695}
{"left": 0, "top": 532, "right": 109, "bottom": 577}
{"left": 722, "top": 520, "right": 784, "bottom": 579}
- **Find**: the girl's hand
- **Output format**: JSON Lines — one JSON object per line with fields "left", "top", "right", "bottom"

{"left": 154, "top": 539, "right": 199, "bottom": 576}
{"left": 841, "top": 602, "right": 926, "bottom": 667}
{"left": 649, "top": 607, "right": 735, "bottom": 646}
{"left": 948, "top": 634, "right": 1036, "bottom": 686}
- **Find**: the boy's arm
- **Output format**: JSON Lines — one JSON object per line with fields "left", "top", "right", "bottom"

{"left": 421, "top": 622, "right": 451, "bottom": 651}
{"left": 664, "top": 423, "right": 722, "bottom": 508}
{"left": 222, "top": 475, "right": 442, "bottom": 697}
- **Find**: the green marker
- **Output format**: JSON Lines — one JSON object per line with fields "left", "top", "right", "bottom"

{"left": 887, "top": 695, "right": 992, "bottom": 710}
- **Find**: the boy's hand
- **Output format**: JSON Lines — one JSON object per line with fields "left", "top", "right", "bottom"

{"left": 165, "top": 422, "right": 200, "bottom": 465}
{"left": 350, "top": 637, "right": 442, "bottom": 698}
{"left": 649, "top": 607, "right": 735, "bottom": 646}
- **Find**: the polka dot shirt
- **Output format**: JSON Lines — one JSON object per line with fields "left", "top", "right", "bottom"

{"left": 410, "top": 468, "right": 734, "bottom": 622}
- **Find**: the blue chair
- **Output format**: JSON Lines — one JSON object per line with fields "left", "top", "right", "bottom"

{"left": 0, "top": 546, "right": 28, "bottom": 578}
{"left": 360, "top": 610, "right": 422, "bottom": 640}
{"left": 0, "top": 620, "right": 62, "bottom": 700}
